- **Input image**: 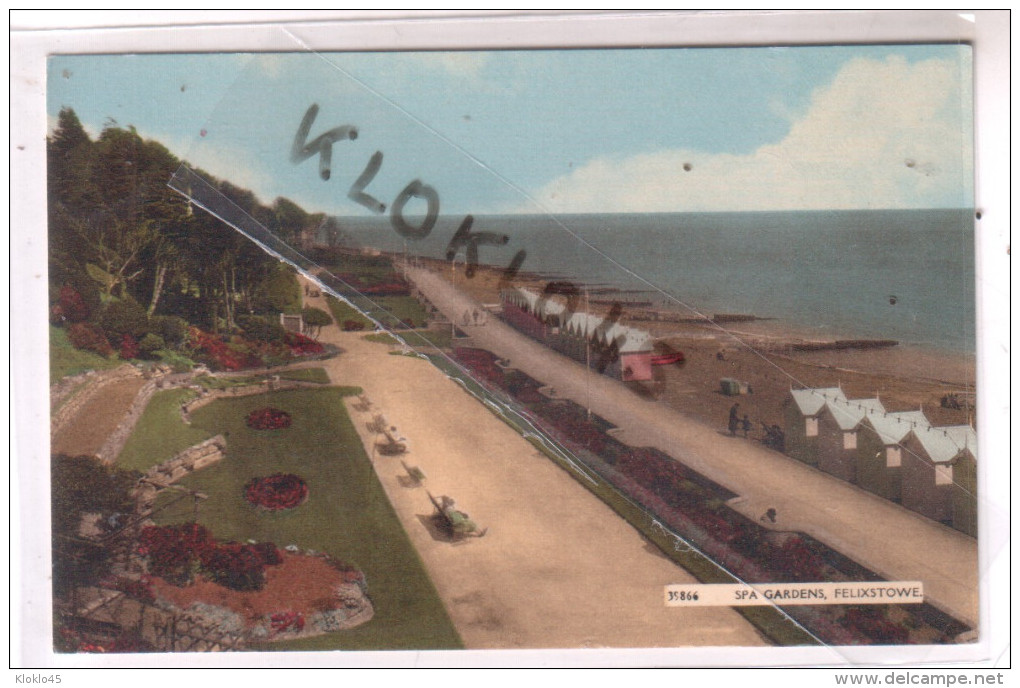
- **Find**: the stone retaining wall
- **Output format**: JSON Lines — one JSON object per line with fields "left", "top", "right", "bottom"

{"left": 144, "top": 435, "right": 227, "bottom": 486}
{"left": 180, "top": 379, "right": 323, "bottom": 423}
{"left": 134, "top": 435, "right": 227, "bottom": 514}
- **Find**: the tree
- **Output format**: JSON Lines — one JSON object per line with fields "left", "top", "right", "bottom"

{"left": 271, "top": 196, "right": 310, "bottom": 245}
{"left": 256, "top": 264, "right": 302, "bottom": 315}
{"left": 301, "top": 306, "right": 332, "bottom": 338}
{"left": 55, "top": 126, "right": 189, "bottom": 301}
{"left": 51, "top": 454, "right": 138, "bottom": 599}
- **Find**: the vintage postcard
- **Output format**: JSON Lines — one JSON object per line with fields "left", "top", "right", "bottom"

{"left": 11, "top": 11, "right": 1009, "bottom": 669}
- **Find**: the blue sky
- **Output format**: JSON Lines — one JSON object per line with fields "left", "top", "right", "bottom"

{"left": 48, "top": 45, "right": 973, "bottom": 216}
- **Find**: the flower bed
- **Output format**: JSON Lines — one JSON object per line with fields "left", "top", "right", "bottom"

{"left": 244, "top": 473, "right": 309, "bottom": 511}
{"left": 67, "top": 322, "right": 115, "bottom": 357}
{"left": 453, "top": 347, "right": 506, "bottom": 388}
{"left": 186, "top": 326, "right": 326, "bottom": 371}
{"left": 246, "top": 407, "right": 292, "bottom": 430}
{"left": 147, "top": 548, "right": 373, "bottom": 644}
{"left": 451, "top": 343, "right": 967, "bottom": 645}
{"left": 285, "top": 330, "right": 324, "bottom": 356}
{"left": 137, "top": 523, "right": 282, "bottom": 592}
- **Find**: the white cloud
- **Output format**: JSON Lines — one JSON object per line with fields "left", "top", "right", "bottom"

{"left": 526, "top": 55, "right": 973, "bottom": 212}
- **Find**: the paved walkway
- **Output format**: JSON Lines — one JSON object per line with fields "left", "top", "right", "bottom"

{"left": 403, "top": 266, "right": 979, "bottom": 629}
{"left": 51, "top": 377, "right": 147, "bottom": 456}
{"left": 304, "top": 286, "right": 768, "bottom": 650}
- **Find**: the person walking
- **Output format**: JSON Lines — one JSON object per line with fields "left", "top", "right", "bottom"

{"left": 728, "top": 402, "right": 740, "bottom": 435}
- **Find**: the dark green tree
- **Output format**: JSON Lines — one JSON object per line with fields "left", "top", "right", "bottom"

{"left": 51, "top": 454, "right": 138, "bottom": 599}
{"left": 301, "top": 305, "right": 332, "bottom": 338}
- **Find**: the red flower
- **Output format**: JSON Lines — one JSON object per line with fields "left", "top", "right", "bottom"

{"left": 269, "top": 610, "right": 305, "bottom": 635}
{"left": 244, "top": 474, "right": 309, "bottom": 511}
{"left": 57, "top": 284, "right": 90, "bottom": 322}
{"left": 119, "top": 334, "right": 140, "bottom": 360}
{"left": 137, "top": 523, "right": 283, "bottom": 592}
{"left": 138, "top": 523, "right": 214, "bottom": 585}
{"left": 246, "top": 407, "right": 292, "bottom": 430}
{"left": 67, "top": 322, "right": 114, "bottom": 357}
{"left": 284, "top": 331, "right": 324, "bottom": 355}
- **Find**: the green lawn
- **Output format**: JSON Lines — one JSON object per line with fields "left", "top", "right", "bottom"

{"left": 405, "top": 328, "right": 453, "bottom": 350}
{"left": 373, "top": 296, "right": 430, "bottom": 328}
{"left": 117, "top": 388, "right": 211, "bottom": 473}
{"left": 325, "top": 296, "right": 375, "bottom": 330}
{"left": 365, "top": 329, "right": 452, "bottom": 351}
{"left": 152, "top": 387, "right": 462, "bottom": 651}
{"left": 49, "top": 325, "right": 121, "bottom": 381}
{"left": 193, "top": 374, "right": 263, "bottom": 390}
{"left": 276, "top": 367, "right": 331, "bottom": 384}
{"left": 325, "top": 293, "right": 432, "bottom": 332}
{"left": 362, "top": 332, "right": 400, "bottom": 346}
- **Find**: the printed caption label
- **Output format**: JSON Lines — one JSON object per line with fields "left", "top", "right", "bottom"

{"left": 665, "top": 581, "right": 924, "bottom": 607}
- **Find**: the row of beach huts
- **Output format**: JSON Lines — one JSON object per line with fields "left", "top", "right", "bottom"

{"left": 496, "top": 287, "right": 977, "bottom": 537}
{"left": 784, "top": 387, "right": 977, "bottom": 537}
{"left": 500, "top": 288, "right": 656, "bottom": 381}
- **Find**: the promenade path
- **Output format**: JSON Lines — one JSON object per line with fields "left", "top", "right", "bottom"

{"left": 403, "top": 266, "right": 979, "bottom": 630}
{"left": 52, "top": 377, "right": 146, "bottom": 456}
{"left": 303, "top": 285, "right": 768, "bottom": 650}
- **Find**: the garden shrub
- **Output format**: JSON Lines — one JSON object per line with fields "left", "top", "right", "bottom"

{"left": 137, "top": 523, "right": 213, "bottom": 586}
{"left": 155, "top": 349, "right": 196, "bottom": 373}
{"left": 137, "top": 523, "right": 282, "bottom": 592}
{"left": 138, "top": 333, "right": 166, "bottom": 357}
{"left": 237, "top": 314, "right": 287, "bottom": 343}
{"left": 301, "top": 306, "right": 332, "bottom": 336}
{"left": 99, "top": 297, "right": 150, "bottom": 340}
{"left": 67, "top": 322, "right": 114, "bottom": 357}
{"left": 151, "top": 315, "right": 190, "bottom": 349}
{"left": 119, "top": 334, "right": 140, "bottom": 360}
{"left": 198, "top": 543, "right": 269, "bottom": 592}
{"left": 55, "top": 284, "right": 91, "bottom": 323}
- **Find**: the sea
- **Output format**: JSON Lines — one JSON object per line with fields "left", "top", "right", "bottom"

{"left": 325, "top": 209, "right": 976, "bottom": 353}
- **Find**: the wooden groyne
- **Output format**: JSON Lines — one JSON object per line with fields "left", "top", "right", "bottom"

{"left": 790, "top": 339, "right": 899, "bottom": 352}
